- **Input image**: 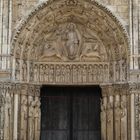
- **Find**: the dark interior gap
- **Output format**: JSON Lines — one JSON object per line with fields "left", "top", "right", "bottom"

{"left": 40, "top": 85, "right": 102, "bottom": 140}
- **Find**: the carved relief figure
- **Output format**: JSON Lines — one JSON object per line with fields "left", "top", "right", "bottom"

{"left": 39, "top": 41, "right": 62, "bottom": 61}
{"left": 15, "top": 59, "right": 20, "bottom": 80}
{"left": 44, "top": 65, "right": 49, "bottom": 82}
{"left": 107, "top": 101, "right": 113, "bottom": 140}
{"left": 116, "top": 62, "right": 120, "bottom": 81}
{"left": 101, "top": 98, "right": 107, "bottom": 140}
{"left": 31, "top": 46, "right": 38, "bottom": 60}
{"left": 29, "top": 63, "right": 34, "bottom": 82}
{"left": 122, "top": 59, "right": 127, "bottom": 81}
{"left": 64, "top": 23, "right": 80, "bottom": 60}
{"left": 80, "top": 28, "right": 107, "bottom": 61}
{"left": 88, "top": 65, "right": 93, "bottom": 83}
{"left": 37, "top": 28, "right": 65, "bottom": 61}
{"left": 109, "top": 62, "right": 114, "bottom": 82}
{"left": 15, "top": 46, "right": 22, "bottom": 58}
{"left": 34, "top": 97, "right": 41, "bottom": 140}
{"left": 39, "top": 65, "right": 44, "bottom": 82}
{"left": 20, "top": 95, "right": 27, "bottom": 140}
{"left": 94, "top": 65, "right": 98, "bottom": 82}
{"left": 114, "top": 98, "right": 121, "bottom": 140}
{"left": 30, "top": 63, "right": 111, "bottom": 84}
{"left": 81, "top": 43, "right": 101, "bottom": 61}
{"left": 61, "top": 65, "right": 65, "bottom": 83}
{"left": 99, "top": 65, "right": 103, "bottom": 82}
{"left": 35, "top": 23, "right": 107, "bottom": 62}
{"left": 0, "top": 94, "right": 5, "bottom": 140}
{"left": 82, "top": 65, "right": 87, "bottom": 83}
{"left": 92, "top": 65, "right": 95, "bottom": 82}
{"left": 28, "top": 96, "right": 35, "bottom": 140}
{"left": 22, "top": 61, "right": 27, "bottom": 81}
{"left": 4, "top": 92, "right": 12, "bottom": 140}
{"left": 120, "top": 95, "right": 127, "bottom": 140}
{"left": 72, "top": 65, "right": 78, "bottom": 83}
{"left": 56, "top": 65, "right": 61, "bottom": 83}
{"left": 34, "top": 64, "right": 38, "bottom": 82}
{"left": 49, "top": 65, "right": 54, "bottom": 83}
{"left": 77, "top": 65, "right": 82, "bottom": 83}
{"left": 104, "top": 65, "right": 109, "bottom": 82}
{"left": 23, "top": 39, "right": 30, "bottom": 59}
{"left": 65, "top": 65, "right": 71, "bottom": 83}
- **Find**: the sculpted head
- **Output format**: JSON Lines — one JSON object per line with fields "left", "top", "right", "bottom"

{"left": 28, "top": 96, "right": 33, "bottom": 105}
{"left": 67, "top": 23, "right": 76, "bottom": 31}
{"left": 21, "top": 95, "right": 27, "bottom": 105}
{"left": 45, "top": 65, "right": 49, "bottom": 69}
{"left": 66, "top": 65, "right": 70, "bottom": 69}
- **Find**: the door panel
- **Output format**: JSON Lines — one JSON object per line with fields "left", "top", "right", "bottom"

{"left": 41, "top": 87, "right": 70, "bottom": 140}
{"left": 72, "top": 88, "right": 101, "bottom": 140}
{"left": 41, "top": 86, "right": 101, "bottom": 140}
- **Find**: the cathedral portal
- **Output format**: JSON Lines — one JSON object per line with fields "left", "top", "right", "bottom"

{"left": 6, "top": 0, "right": 130, "bottom": 140}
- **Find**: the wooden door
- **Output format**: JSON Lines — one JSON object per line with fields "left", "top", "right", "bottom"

{"left": 41, "top": 86, "right": 101, "bottom": 140}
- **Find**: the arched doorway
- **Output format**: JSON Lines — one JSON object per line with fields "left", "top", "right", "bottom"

{"left": 41, "top": 86, "right": 101, "bottom": 140}
{"left": 10, "top": 0, "right": 130, "bottom": 140}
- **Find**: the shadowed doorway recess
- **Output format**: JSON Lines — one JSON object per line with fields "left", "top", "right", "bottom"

{"left": 41, "top": 86, "right": 101, "bottom": 140}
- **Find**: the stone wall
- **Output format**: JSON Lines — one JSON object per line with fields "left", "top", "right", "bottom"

{"left": 129, "top": 83, "right": 140, "bottom": 140}
{"left": 98, "top": 0, "right": 129, "bottom": 28}
{"left": 0, "top": 0, "right": 11, "bottom": 71}
{"left": 12, "top": 0, "right": 38, "bottom": 24}
{"left": 0, "top": 82, "right": 41, "bottom": 140}
{"left": 0, "top": 0, "right": 140, "bottom": 140}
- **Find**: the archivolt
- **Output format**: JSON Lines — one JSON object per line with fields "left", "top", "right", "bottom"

{"left": 11, "top": 0, "right": 129, "bottom": 62}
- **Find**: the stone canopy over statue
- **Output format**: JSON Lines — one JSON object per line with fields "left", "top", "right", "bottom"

{"left": 37, "top": 22, "right": 107, "bottom": 62}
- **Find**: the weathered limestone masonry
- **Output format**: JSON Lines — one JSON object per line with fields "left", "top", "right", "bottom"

{"left": 9, "top": 0, "right": 130, "bottom": 139}
{"left": 12, "top": 0, "right": 38, "bottom": 25}
{"left": 0, "top": 0, "right": 11, "bottom": 72}
{"left": 129, "top": 83, "right": 140, "bottom": 140}
{"left": 101, "top": 84, "right": 130, "bottom": 140}
{"left": 129, "top": 0, "right": 140, "bottom": 70}
{"left": 0, "top": 82, "right": 41, "bottom": 140}
{"left": 0, "top": 82, "right": 17, "bottom": 140}
{"left": 19, "top": 84, "right": 41, "bottom": 140}
{"left": 0, "top": 0, "right": 140, "bottom": 139}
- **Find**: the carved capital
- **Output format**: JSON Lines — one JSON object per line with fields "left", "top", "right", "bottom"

{"left": 20, "top": 84, "right": 28, "bottom": 95}
{"left": 129, "top": 83, "right": 139, "bottom": 94}
{"left": 100, "top": 84, "right": 113, "bottom": 97}
{"left": 101, "top": 85, "right": 109, "bottom": 97}
{"left": 34, "top": 85, "right": 41, "bottom": 97}
{"left": 28, "top": 84, "right": 35, "bottom": 96}
{"left": 113, "top": 84, "right": 121, "bottom": 96}
{"left": 11, "top": 83, "right": 21, "bottom": 95}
